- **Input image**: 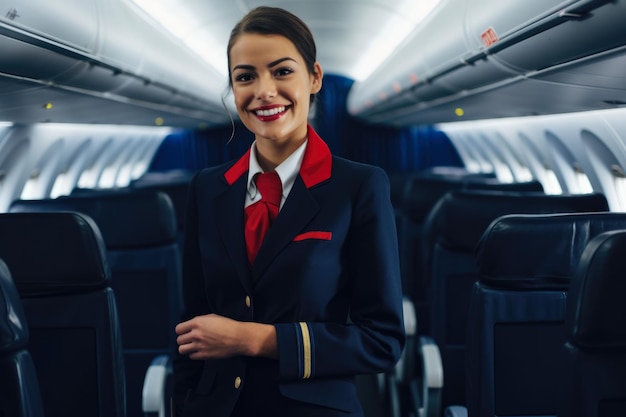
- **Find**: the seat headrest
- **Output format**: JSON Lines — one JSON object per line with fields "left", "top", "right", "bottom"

{"left": 0, "top": 212, "right": 110, "bottom": 296}
{"left": 566, "top": 230, "right": 626, "bottom": 350}
{"left": 129, "top": 181, "right": 190, "bottom": 230}
{"left": 10, "top": 190, "right": 177, "bottom": 249}
{"left": 130, "top": 169, "right": 193, "bottom": 187}
{"left": 464, "top": 179, "right": 545, "bottom": 193}
{"left": 476, "top": 212, "right": 626, "bottom": 289}
{"left": 403, "top": 176, "right": 465, "bottom": 221}
{"left": 0, "top": 258, "right": 28, "bottom": 352}
{"left": 425, "top": 190, "right": 608, "bottom": 252}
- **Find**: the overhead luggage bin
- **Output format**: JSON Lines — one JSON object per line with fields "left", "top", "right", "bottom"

{"left": 0, "top": 0, "right": 230, "bottom": 127}
{"left": 347, "top": 0, "right": 626, "bottom": 126}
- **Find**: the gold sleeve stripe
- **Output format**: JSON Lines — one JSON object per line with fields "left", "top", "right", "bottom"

{"left": 299, "top": 322, "right": 312, "bottom": 379}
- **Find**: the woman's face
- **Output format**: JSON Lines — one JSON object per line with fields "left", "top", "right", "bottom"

{"left": 229, "top": 33, "right": 322, "bottom": 147}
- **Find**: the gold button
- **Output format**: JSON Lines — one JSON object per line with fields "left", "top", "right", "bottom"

{"left": 245, "top": 296, "right": 251, "bottom": 308}
{"left": 234, "top": 376, "right": 242, "bottom": 389}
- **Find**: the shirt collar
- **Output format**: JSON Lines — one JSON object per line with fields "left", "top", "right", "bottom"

{"left": 224, "top": 124, "right": 332, "bottom": 188}
{"left": 245, "top": 139, "right": 307, "bottom": 201}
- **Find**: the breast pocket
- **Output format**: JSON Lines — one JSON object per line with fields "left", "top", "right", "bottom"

{"left": 293, "top": 231, "right": 333, "bottom": 242}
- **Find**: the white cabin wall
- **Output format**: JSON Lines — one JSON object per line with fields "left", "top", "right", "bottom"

{"left": 0, "top": 125, "right": 32, "bottom": 212}
{"left": 439, "top": 107, "right": 626, "bottom": 211}
{"left": 0, "top": 123, "right": 171, "bottom": 212}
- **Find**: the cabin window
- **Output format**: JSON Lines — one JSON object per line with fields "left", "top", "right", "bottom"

{"left": 50, "top": 170, "right": 72, "bottom": 199}
{"left": 98, "top": 165, "right": 117, "bottom": 189}
{"left": 131, "top": 160, "right": 149, "bottom": 182}
{"left": 116, "top": 163, "right": 133, "bottom": 187}
{"left": 493, "top": 162, "right": 514, "bottom": 183}
{"left": 492, "top": 133, "right": 534, "bottom": 183}
{"left": 612, "top": 165, "right": 626, "bottom": 212}
{"left": 573, "top": 164, "right": 593, "bottom": 194}
{"left": 20, "top": 169, "right": 41, "bottom": 200}
{"left": 77, "top": 166, "right": 98, "bottom": 189}
{"left": 581, "top": 129, "right": 623, "bottom": 211}
{"left": 515, "top": 167, "right": 534, "bottom": 182}
{"left": 543, "top": 167, "right": 563, "bottom": 195}
{"left": 477, "top": 134, "right": 515, "bottom": 183}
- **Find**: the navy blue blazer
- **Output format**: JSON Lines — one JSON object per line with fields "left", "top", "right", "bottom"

{"left": 173, "top": 126, "right": 405, "bottom": 416}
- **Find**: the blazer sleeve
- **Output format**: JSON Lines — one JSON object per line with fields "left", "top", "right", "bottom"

{"left": 172, "top": 172, "right": 213, "bottom": 412}
{"left": 274, "top": 166, "right": 406, "bottom": 380}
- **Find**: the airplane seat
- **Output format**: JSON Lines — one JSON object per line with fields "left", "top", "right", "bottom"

{"left": 401, "top": 176, "right": 544, "bottom": 326}
{"left": 387, "top": 171, "right": 417, "bottom": 209}
{"left": 419, "top": 166, "right": 496, "bottom": 180}
{"left": 398, "top": 175, "right": 466, "bottom": 323}
{"left": 464, "top": 178, "right": 545, "bottom": 193}
{"left": 389, "top": 175, "right": 540, "bottom": 417}
{"left": 419, "top": 190, "right": 609, "bottom": 411}
{"left": 0, "top": 258, "right": 45, "bottom": 417}
{"left": 387, "top": 172, "right": 419, "bottom": 293}
{"left": 559, "top": 230, "right": 626, "bottom": 417}
{"left": 0, "top": 212, "right": 126, "bottom": 417}
{"left": 130, "top": 174, "right": 192, "bottom": 252}
{"left": 9, "top": 191, "right": 180, "bottom": 417}
{"left": 464, "top": 212, "right": 626, "bottom": 417}
{"left": 131, "top": 169, "right": 193, "bottom": 186}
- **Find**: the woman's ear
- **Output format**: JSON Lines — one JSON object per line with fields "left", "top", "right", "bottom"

{"left": 311, "top": 62, "right": 323, "bottom": 94}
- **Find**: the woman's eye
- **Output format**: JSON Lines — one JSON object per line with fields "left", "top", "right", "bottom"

{"left": 275, "top": 68, "right": 293, "bottom": 77}
{"left": 234, "top": 73, "right": 254, "bottom": 82}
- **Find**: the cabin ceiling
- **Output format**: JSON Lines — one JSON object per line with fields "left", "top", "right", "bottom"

{"left": 1, "top": 0, "right": 625, "bottom": 128}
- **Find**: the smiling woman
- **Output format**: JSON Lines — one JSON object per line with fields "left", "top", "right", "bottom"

{"left": 229, "top": 33, "right": 323, "bottom": 168}
{"left": 4, "top": 2, "right": 626, "bottom": 417}
{"left": 172, "top": 6, "right": 405, "bottom": 417}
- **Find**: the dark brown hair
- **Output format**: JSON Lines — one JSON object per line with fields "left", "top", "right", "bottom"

{"left": 227, "top": 6, "right": 319, "bottom": 91}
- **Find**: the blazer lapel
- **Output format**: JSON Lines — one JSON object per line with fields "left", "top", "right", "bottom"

{"left": 252, "top": 176, "right": 319, "bottom": 279}
{"left": 231, "top": 124, "right": 332, "bottom": 282}
{"left": 214, "top": 174, "right": 253, "bottom": 293}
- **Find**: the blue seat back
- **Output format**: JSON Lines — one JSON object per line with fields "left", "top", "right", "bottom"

{"left": 398, "top": 175, "right": 544, "bottom": 329}
{"left": 468, "top": 212, "right": 626, "bottom": 417}
{"left": 10, "top": 190, "right": 181, "bottom": 417}
{"left": 421, "top": 190, "right": 608, "bottom": 408}
{"left": 130, "top": 171, "right": 192, "bottom": 239}
{"left": 0, "top": 212, "right": 126, "bottom": 417}
{"left": 0, "top": 258, "right": 45, "bottom": 417}
{"left": 559, "top": 230, "right": 626, "bottom": 417}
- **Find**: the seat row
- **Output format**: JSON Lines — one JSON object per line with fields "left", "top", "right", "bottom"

{"left": 0, "top": 174, "right": 191, "bottom": 417}
{"left": 387, "top": 169, "right": 626, "bottom": 417}
{"left": 458, "top": 212, "right": 626, "bottom": 417}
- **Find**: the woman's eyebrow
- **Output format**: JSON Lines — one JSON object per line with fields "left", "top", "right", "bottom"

{"left": 233, "top": 57, "right": 297, "bottom": 72}
{"left": 268, "top": 57, "right": 297, "bottom": 67}
{"left": 232, "top": 64, "right": 255, "bottom": 72}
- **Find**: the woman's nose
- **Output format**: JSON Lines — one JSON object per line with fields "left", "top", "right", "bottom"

{"left": 256, "top": 75, "right": 277, "bottom": 100}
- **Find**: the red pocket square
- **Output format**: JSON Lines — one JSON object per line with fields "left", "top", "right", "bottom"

{"left": 293, "top": 231, "right": 332, "bottom": 242}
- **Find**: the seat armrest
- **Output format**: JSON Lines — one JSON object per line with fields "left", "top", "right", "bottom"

{"left": 394, "top": 297, "right": 418, "bottom": 381}
{"left": 444, "top": 405, "right": 467, "bottom": 417}
{"left": 416, "top": 335, "right": 443, "bottom": 417}
{"left": 386, "top": 297, "right": 419, "bottom": 417}
{"left": 142, "top": 355, "right": 173, "bottom": 417}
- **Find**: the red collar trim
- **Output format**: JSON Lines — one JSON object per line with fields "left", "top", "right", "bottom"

{"left": 224, "top": 148, "right": 250, "bottom": 185}
{"left": 224, "top": 125, "right": 332, "bottom": 188}
{"left": 299, "top": 125, "right": 332, "bottom": 188}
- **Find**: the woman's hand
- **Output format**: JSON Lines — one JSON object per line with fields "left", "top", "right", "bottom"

{"left": 175, "top": 314, "right": 278, "bottom": 360}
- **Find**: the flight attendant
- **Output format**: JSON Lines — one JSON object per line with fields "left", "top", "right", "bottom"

{"left": 173, "top": 6, "right": 405, "bottom": 416}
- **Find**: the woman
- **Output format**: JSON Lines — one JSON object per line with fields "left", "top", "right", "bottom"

{"left": 173, "top": 6, "right": 405, "bottom": 416}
